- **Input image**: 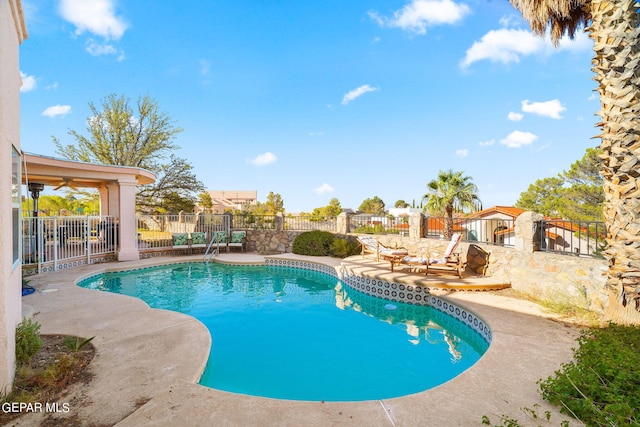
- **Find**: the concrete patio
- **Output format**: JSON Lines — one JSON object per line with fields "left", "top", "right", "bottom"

{"left": 17, "top": 253, "right": 581, "bottom": 426}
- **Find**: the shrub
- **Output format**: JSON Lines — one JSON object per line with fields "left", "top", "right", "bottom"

{"left": 329, "top": 238, "right": 361, "bottom": 258}
{"left": 292, "top": 231, "right": 336, "bottom": 256}
{"left": 539, "top": 323, "right": 640, "bottom": 426}
{"left": 15, "top": 318, "right": 43, "bottom": 364}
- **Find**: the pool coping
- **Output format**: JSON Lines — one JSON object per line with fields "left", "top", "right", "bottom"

{"left": 20, "top": 253, "right": 581, "bottom": 426}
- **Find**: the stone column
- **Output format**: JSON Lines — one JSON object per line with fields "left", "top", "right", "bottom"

{"left": 275, "top": 212, "right": 284, "bottom": 231}
{"left": 514, "top": 211, "right": 544, "bottom": 253}
{"left": 409, "top": 212, "right": 425, "bottom": 240}
{"left": 336, "top": 212, "right": 349, "bottom": 234}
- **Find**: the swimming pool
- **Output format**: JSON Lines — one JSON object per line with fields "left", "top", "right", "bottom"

{"left": 79, "top": 262, "right": 489, "bottom": 401}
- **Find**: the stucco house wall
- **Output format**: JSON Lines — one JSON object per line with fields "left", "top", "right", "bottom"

{"left": 0, "top": 0, "right": 27, "bottom": 392}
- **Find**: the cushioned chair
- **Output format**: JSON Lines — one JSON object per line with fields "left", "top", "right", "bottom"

{"left": 228, "top": 230, "right": 246, "bottom": 252}
{"left": 172, "top": 233, "right": 189, "bottom": 253}
{"left": 356, "top": 235, "right": 408, "bottom": 261}
{"left": 190, "top": 232, "right": 207, "bottom": 251}
{"left": 390, "top": 233, "right": 465, "bottom": 278}
{"left": 211, "top": 231, "right": 228, "bottom": 253}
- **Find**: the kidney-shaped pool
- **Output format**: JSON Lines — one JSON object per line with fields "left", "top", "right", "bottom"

{"left": 79, "top": 263, "right": 489, "bottom": 401}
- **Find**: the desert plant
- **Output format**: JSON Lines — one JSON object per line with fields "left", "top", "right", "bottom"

{"left": 538, "top": 324, "right": 640, "bottom": 426}
{"left": 329, "top": 238, "right": 360, "bottom": 258}
{"left": 63, "top": 336, "right": 95, "bottom": 356}
{"left": 15, "top": 319, "right": 43, "bottom": 364}
{"left": 292, "top": 230, "right": 335, "bottom": 256}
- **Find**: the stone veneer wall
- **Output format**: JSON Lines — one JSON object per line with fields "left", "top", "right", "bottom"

{"left": 248, "top": 215, "right": 609, "bottom": 314}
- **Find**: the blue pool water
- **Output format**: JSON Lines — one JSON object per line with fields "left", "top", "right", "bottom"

{"left": 79, "top": 263, "right": 488, "bottom": 401}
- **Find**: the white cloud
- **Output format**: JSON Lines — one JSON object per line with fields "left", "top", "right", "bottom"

{"left": 59, "top": 0, "right": 128, "bottom": 40}
{"left": 199, "top": 59, "right": 211, "bottom": 76}
{"left": 588, "top": 93, "right": 598, "bottom": 101}
{"left": 461, "top": 28, "right": 543, "bottom": 68}
{"left": 507, "top": 112, "right": 523, "bottom": 121}
{"left": 521, "top": 99, "right": 566, "bottom": 119}
{"left": 342, "top": 84, "right": 378, "bottom": 106}
{"left": 479, "top": 139, "right": 495, "bottom": 147}
{"left": 20, "top": 71, "right": 37, "bottom": 92}
{"left": 41, "top": 104, "right": 72, "bottom": 118}
{"left": 86, "top": 40, "right": 124, "bottom": 59}
{"left": 500, "top": 130, "right": 537, "bottom": 148}
{"left": 498, "top": 14, "right": 521, "bottom": 28}
{"left": 248, "top": 152, "right": 277, "bottom": 166}
{"left": 314, "top": 183, "right": 335, "bottom": 194}
{"left": 455, "top": 149, "right": 469, "bottom": 157}
{"left": 460, "top": 28, "right": 591, "bottom": 68}
{"left": 369, "top": 0, "right": 470, "bottom": 35}
{"left": 46, "top": 82, "right": 59, "bottom": 91}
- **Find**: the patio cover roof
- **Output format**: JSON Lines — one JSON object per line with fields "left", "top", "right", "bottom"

{"left": 21, "top": 152, "right": 155, "bottom": 189}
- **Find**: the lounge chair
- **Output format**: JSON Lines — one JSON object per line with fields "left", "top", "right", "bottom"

{"left": 228, "top": 230, "right": 246, "bottom": 252}
{"left": 390, "top": 233, "right": 465, "bottom": 278}
{"left": 357, "top": 235, "right": 408, "bottom": 261}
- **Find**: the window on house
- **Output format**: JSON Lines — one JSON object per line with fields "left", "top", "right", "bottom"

{"left": 12, "top": 147, "right": 21, "bottom": 269}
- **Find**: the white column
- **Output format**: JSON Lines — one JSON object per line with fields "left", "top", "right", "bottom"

{"left": 116, "top": 179, "right": 139, "bottom": 261}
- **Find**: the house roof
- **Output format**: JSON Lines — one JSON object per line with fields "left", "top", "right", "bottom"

{"left": 467, "top": 206, "right": 526, "bottom": 219}
{"left": 425, "top": 217, "right": 466, "bottom": 232}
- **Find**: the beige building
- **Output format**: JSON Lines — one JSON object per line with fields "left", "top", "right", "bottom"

{"left": 1, "top": 0, "right": 28, "bottom": 392}
{"left": 206, "top": 190, "right": 257, "bottom": 213}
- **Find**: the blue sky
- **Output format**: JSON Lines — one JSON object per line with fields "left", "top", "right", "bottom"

{"left": 19, "top": 0, "right": 598, "bottom": 213}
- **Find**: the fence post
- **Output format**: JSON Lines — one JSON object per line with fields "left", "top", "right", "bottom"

{"left": 275, "top": 212, "right": 284, "bottom": 231}
{"left": 514, "top": 211, "right": 543, "bottom": 253}
{"left": 409, "top": 212, "right": 424, "bottom": 239}
{"left": 337, "top": 212, "right": 349, "bottom": 234}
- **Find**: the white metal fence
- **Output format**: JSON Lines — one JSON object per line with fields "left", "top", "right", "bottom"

{"left": 22, "top": 216, "right": 117, "bottom": 272}
{"left": 136, "top": 213, "right": 230, "bottom": 249}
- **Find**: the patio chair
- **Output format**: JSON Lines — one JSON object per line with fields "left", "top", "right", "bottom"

{"left": 189, "top": 232, "right": 207, "bottom": 252}
{"left": 211, "top": 231, "right": 228, "bottom": 253}
{"left": 356, "top": 235, "right": 408, "bottom": 261}
{"left": 228, "top": 230, "right": 246, "bottom": 252}
{"left": 389, "top": 233, "right": 465, "bottom": 278}
{"left": 172, "top": 233, "right": 189, "bottom": 253}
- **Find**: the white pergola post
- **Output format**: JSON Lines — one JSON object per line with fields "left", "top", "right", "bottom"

{"left": 115, "top": 179, "right": 139, "bottom": 261}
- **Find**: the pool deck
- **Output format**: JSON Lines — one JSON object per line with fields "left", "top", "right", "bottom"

{"left": 19, "top": 253, "right": 581, "bottom": 426}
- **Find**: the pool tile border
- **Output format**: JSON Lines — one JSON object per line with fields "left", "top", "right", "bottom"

{"left": 264, "top": 257, "right": 492, "bottom": 343}
{"left": 75, "top": 256, "right": 490, "bottom": 345}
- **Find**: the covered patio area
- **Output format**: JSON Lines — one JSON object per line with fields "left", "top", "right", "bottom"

{"left": 22, "top": 152, "right": 155, "bottom": 268}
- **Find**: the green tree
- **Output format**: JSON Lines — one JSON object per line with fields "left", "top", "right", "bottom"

{"left": 516, "top": 177, "right": 565, "bottom": 217}
{"left": 53, "top": 94, "right": 204, "bottom": 214}
{"left": 23, "top": 193, "right": 99, "bottom": 216}
{"left": 158, "top": 192, "right": 196, "bottom": 214}
{"left": 358, "top": 196, "right": 385, "bottom": 215}
{"left": 516, "top": 148, "right": 605, "bottom": 222}
{"left": 264, "top": 191, "right": 284, "bottom": 214}
{"left": 560, "top": 147, "right": 604, "bottom": 221}
{"left": 423, "top": 169, "right": 481, "bottom": 237}
{"left": 395, "top": 200, "right": 410, "bottom": 208}
{"left": 325, "top": 198, "right": 342, "bottom": 216}
{"left": 198, "top": 191, "right": 213, "bottom": 212}
{"left": 509, "top": 0, "right": 640, "bottom": 322}
{"left": 310, "top": 198, "right": 342, "bottom": 221}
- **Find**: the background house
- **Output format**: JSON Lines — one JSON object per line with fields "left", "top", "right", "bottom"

{"left": 206, "top": 190, "right": 257, "bottom": 213}
{"left": 1, "top": 0, "right": 28, "bottom": 392}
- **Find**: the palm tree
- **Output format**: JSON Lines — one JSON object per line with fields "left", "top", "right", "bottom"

{"left": 423, "top": 170, "right": 481, "bottom": 237}
{"left": 509, "top": 0, "right": 640, "bottom": 324}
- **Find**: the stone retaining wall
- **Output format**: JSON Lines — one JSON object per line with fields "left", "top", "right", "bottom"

{"left": 247, "top": 213, "right": 609, "bottom": 314}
